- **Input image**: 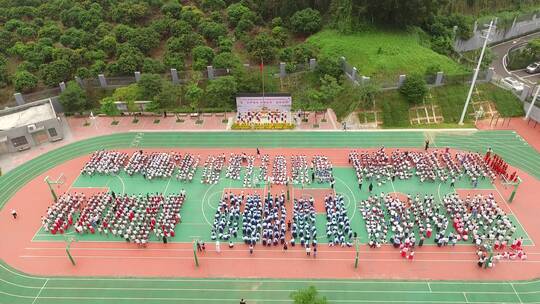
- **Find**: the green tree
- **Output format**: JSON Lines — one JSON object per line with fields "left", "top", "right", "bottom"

{"left": 51, "top": 48, "right": 80, "bottom": 66}
{"left": 226, "top": 3, "right": 251, "bottom": 27}
{"left": 100, "top": 96, "right": 120, "bottom": 115}
{"left": 399, "top": 74, "right": 427, "bottom": 105}
{"left": 316, "top": 54, "right": 342, "bottom": 80}
{"left": 114, "top": 46, "right": 144, "bottom": 75}
{"left": 192, "top": 45, "right": 214, "bottom": 64}
{"left": 98, "top": 35, "right": 118, "bottom": 58}
{"left": 0, "top": 56, "right": 9, "bottom": 87}
{"left": 161, "top": 1, "right": 182, "bottom": 19}
{"left": 170, "top": 20, "right": 193, "bottom": 37}
{"left": 199, "top": 21, "right": 227, "bottom": 43}
{"left": 363, "top": 0, "right": 440, "bottom": 27}
{"left": 17, "top": 26, "right": 37, "bottom": 41}
{"left": 185, "top": 82, "right": 203, "bottom": 110}
{"left": 201, "top": 0, "right": 225, "bottom": 12}
{"left": 290, "top": 286, "right": 327, "bottom": 304}
{"left": 0, "top": 30, "right": 14, "bottom": 53}
{"left": 163, "top": 51, "right": 185, "bottom": 70}
{"left": 271, "top": 26, "right": 288, "bottom": 47}
{"left": 358, "top": 83, "right": 379, "bottom": 109}
{"left": 213, "top": 52, "right": 240, "bottom": 69}
{"left": 114, "top": 24, "right": 134, "bottom": 43}
{"left": 329, "top": 0, "right": 353, "bottom": 34}
{"left": 112, "top": 83, "right": 142, "bottom": 102}
{"left": 60, "top": 27, "right": 90, "bottom": 49}
{"left": 138, "top": 73, "right": 163, "bottom": 100}
{"left": 142, "top": 58, "right": 165, "bottom": 74}
{"left": 290, "top": 8, "right": 322, "bottom": 35}
{"left": 218, "top": 36, "right": 233, "bottom": 53}
{"left": 150, "top": 18, "right": 173, "bottom": 38}
{"left": 235, "top": 16, "right": 255, "bottom": 36}
{"left": 40, "top": 59, "right": 72, "bottom": 86}
{"left": 319, "top": 74, "right": 343, "bottom": 102}
{"left": 247, "top": 32, "right": 278, "bottom": 63}
{"left": 166, "top": 32, "right": 204, "bottom": 53}
{"left": 180, "top": 6, "right": 203, "bottom": 28}
{"left": 425, "top": 64, "right": 441, "bottom": 76}
{"left": 111, "top": 1, "right": 150, "bottom": 24}
{"left": 128, "top": 27, "right": 160, "bottom": 54}
{"left": 59, "top": 80, "right": 88, "bottom": 112}
{"left": 292, "top": 43, "right": 318, "bottom": 63}
{"left": 206, "top": 76, "right": 237, "bottom": 107}
{"left": 155, "top": 81, "right": 183, "bottom": 108}
{"left": 90, "top": 60, "right": 106, "bottom": 76}
{"left": 76, "top": 67, "right": 92, "bottom": 79}
{"left": 38, "top": 24, "right": 62, "bottom": 41}
{"left": 13, "top": 70, "right": 38, "bottom": 92}
{"left": 271, "top": 17, "right": 283, "bottom": 28}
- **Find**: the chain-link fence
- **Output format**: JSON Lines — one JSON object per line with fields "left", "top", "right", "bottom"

{"left": 21, "top": 87, "right": 62, "bottom": 103}
{"left": 214, "top": 68, "right": 231, "bottom": 77}
{"left": 442, "top": 72, "right": 474, "bottom": 85}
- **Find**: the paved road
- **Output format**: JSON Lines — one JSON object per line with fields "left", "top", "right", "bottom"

{"left": 490, "top": 31, "right": 540, "bottom": 86}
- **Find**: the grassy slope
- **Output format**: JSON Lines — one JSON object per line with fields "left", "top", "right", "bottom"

{"left": 307, "top": 29, "right": 469, "bottom": 81}
{"left": 375, "top": 83, "right": 524, "bottom": 128}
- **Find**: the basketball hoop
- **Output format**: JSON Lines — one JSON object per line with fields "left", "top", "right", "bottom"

{"left": 44, "top": 173, "right": 66, "bottom": 203}
{"left": 64, "top": 234, "right": 77, "bottom": 266}
{"left": 502, "top": 176, "right": 522, "bottom": 203}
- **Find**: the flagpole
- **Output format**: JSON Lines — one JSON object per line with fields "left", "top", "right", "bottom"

{"left": 261, "top": 57, "right": 265, "bottom": 108}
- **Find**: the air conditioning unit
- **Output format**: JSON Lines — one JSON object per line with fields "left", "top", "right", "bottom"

{"left": 27, "top": 124, "right": 36, "bottom": 133}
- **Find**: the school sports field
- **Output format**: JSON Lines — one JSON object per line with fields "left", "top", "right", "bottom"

{"left": 1, "top": 131, "right": 540, "bottom": 303}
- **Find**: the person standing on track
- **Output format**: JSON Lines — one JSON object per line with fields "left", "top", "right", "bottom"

{"left": 215, "top": 240, "right": 221, "bottom": 253}
{"left": 424, "top": 140, "right": 430, "bottom": 151}
{"left": 11, "top": 209, "right": 17, "bottom": 219}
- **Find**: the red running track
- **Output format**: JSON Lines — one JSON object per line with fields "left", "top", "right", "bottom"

{"left": 1, "top": 148, "right": 539, "bottom": 280}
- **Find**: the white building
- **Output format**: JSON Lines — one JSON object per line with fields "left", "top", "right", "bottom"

{"left": 0, "top": 99, "right": 64, "bottom": 154}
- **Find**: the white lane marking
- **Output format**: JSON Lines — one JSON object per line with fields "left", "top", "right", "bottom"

{"left": 31, "top": 278, "right": 48, "bottom": 304}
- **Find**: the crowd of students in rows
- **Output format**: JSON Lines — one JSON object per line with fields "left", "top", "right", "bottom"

{"left": 124, "top": 151, "right": 177, "bottom": 179}
{"left": 201, "top": 154, "right": 225, "bottom": 184}
{"left": 82, "top": 150, "right": 198, "bottom": 181}
{"left": 349, "top": 147, "right": 496, "bottom": 188}
{"left": 176, "top": 154, "right": 199, "bottom": 182}
{"left": 42, "top": 191, "right": 186, "bottom": 245}
{"left": 72, "top": 147, "right": 526, "bottom": 267}
{"left": 81, "top": 150, "right": 341, "bottom": 188}
{"left": 358, "top": 190, "right": 525, "bottom": 266}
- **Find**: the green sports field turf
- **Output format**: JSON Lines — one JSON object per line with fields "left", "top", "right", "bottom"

{"left": 31, "top": 167, "right": 532, "bottom": 246}
{"left": 1, "top": 130, "right": 540, "bottom": 304}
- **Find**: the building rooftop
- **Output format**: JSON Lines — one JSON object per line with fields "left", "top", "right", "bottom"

{"left": 0, "top": 100, "right": 56, "bottom": 131}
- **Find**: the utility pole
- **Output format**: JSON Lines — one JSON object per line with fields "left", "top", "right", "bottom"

{"left": 459, "top": 20, "right": 495, "bottom": 125}
{"left": 524, "top": 85, "right": 539, "bottom": 120}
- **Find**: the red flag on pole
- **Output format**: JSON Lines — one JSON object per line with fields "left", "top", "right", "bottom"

{"left": 260, "top": 60, "right": 264, "bottom": 72}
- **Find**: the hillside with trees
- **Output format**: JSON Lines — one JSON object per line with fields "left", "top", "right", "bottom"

{"left": 0, "top": 0, "right": 537, "bottom": 123}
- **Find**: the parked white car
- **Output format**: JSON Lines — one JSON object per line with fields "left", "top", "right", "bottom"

{"left": 526, "top": 62, "right": 540, "bottom": 74}
{"left": 501, "top": 77, "right": 524, "bottom": 93}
